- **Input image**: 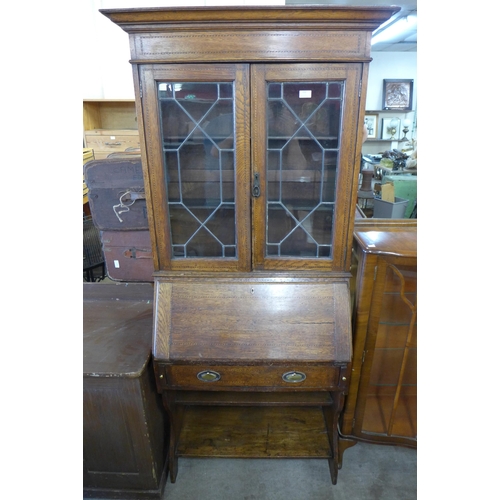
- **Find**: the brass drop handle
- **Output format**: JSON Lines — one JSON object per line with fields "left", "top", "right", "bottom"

{"left": 197, "top": 370, "right": 221, "bottom": 382}
{"left": 282, "top": 371, "right": 306, "bottom": 383}
{"left": 252, "top": 172, "right": 261, "bottom": 197}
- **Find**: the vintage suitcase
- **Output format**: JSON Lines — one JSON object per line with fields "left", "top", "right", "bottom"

{"left": 101, "top": 230, "right": 154, "bottom": 282}
{"left": 84, "top": 158, "right": 149, "bottom": 230}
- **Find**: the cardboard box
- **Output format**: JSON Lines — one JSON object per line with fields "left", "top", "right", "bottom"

{"left": 383, "top": 174, "right": 417, "bottom": 218}
{"left": 373, "top": 196, "right": 409, "bottom": 218}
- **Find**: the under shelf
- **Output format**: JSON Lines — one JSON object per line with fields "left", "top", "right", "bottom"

{"left": 176, "top": 405, "right": 332, "bottom": 458}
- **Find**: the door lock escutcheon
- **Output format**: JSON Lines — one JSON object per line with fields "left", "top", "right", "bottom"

{"left": 252, "top": 172, "right": 261, "bottom": 197}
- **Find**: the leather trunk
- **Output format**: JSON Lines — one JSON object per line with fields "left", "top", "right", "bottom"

{"left": 101, "top": 230, "right": 154, "bottom": 282}
{"left": 84, "top": 158, "right": 148, "bottom": 230}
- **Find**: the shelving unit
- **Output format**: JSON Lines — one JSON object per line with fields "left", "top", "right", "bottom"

{"left": 83, "top": 99, "right": 140, "bottom": 159}
{"left": 363, "top": 109, "right": 416, "bottom": 155}
{"left": 83, "top": 99, "right": 137, "bottom": 130}
{"left": 365, "top": 109, "right": 416, "bottom": 137}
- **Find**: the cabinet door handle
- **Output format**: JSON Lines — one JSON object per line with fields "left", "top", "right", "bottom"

{"left": 105, "top": 142, "right": 122, "bottom": 146}
{"left": 282, "top": 371, "right": 307, "bottom": 383}
{"left": 252, "top": 172, "right": 261, "bottom": 197}
{"left": 197, "top": 370, "right": 221, "bottom": 382}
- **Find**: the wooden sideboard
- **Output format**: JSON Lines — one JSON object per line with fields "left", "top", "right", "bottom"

{"left": 83, "top": 283, "right": 168, "bottom": 499}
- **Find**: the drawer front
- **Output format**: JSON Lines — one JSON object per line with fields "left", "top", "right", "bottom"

{"left": 157, "top": 364, "right": 340, "bottom": 390}
{"left": 85, "top": 129, "right": 139, "bottom": 137}
{"left": 85, "top": 131, "right": 140, "bottom": 158}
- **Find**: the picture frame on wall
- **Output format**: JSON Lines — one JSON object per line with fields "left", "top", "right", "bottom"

{"left": 364, "top": 114, "right": 378, "bottom": 139}
{"left": 382, "top": 79, "right": 413, "bottom": 110}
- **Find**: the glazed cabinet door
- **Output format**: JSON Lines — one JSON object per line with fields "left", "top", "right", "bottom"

{"left": 139, "top": 64, "right": 252, "bottom": 272}
{"left": 139, "top": 63, "right": 363, "bottom": 272}
{"left": 251, "top": 63, "right": 364, "bottom": 271}
{"left": 354, "top": 258, "right": 417, "bottom": 445}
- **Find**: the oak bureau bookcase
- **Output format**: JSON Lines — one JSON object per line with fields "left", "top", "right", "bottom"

{"left": 100, "top": 5, "right": 399, "bottom": 485}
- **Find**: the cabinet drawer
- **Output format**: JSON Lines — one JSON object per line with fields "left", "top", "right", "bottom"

{"left": 157, "top": 364, "right": 340, "bottom": 391}
{"left": 85, "top": 130, "right": 140, "bottom": 158}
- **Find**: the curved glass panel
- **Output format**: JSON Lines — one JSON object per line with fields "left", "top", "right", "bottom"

{"left": 363, "top": 265, "right": 417, "bottom": 439}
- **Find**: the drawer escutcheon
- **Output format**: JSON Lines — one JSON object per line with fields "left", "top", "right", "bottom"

{"left": 197, "top": 370, "right": 221, "bottom": 382}
{"left": 282, "top": 371, "right": 307, "bottom": 383}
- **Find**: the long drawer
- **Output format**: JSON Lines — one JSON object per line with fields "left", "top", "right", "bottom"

{"left": 156, "top": 363, "right": 342, "bottom": 391}
{"left": 85, "top": 129, "right": 140, "bottom": 159}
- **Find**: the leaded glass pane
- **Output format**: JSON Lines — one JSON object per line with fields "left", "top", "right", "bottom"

{"left": 266, "top": 81, "right": 343, "bottom": 258}
{"left": 158, "top": 82, "right": 236, "bottom": 259}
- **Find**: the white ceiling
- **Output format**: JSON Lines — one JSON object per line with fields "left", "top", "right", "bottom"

{"left": 284, "top": 1, "right": 417, "bottom": 52}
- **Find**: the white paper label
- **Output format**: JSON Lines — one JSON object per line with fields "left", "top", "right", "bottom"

{"left": 110, "top": 136, "right": 116, "bottom": 140}
{"left": 299, "top": 90, "right": 312, "bottom": 98}
{"left": 114, "top": 260, "right": 120, "bottom": 268}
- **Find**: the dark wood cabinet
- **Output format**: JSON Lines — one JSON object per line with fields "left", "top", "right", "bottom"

{"left": 100, "top": 5, "right": 399, "bottom": 486}
{"left": 83, "top": 283, "right": 168, "bottom": 499}
{"left": 341, "top": 220, "right": 417, "bottom": 448}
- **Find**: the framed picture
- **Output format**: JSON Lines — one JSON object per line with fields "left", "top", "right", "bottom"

{"left": 364, "top": 114, "right": 378, "bottom": 139}
{"left": 381, "top": 117, "right": 401, "bottom": 140}
{"left": 382, "top": 79, "right": 413, "bottom": 110}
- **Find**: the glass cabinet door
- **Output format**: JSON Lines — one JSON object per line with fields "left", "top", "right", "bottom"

{"left": 251, "top": 64, "right": 364, "bottom": 270}
{"left": 140, "top": 64, "right": 251, "bottom": 271}
{"left": 140, "top": 63, "right": 363, "bottom": 272}
{"left": 159, "top": 81, "right": 235, "bottom": 259}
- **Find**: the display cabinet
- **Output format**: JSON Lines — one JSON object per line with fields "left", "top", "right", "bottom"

{"left": 341, "top": 220, "right": 417, "bottom": 449}
{"left": 101, "top": 5, "right": 399, "bottom": 486}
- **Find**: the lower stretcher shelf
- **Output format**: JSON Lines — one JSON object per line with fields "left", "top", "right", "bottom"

{"left": 176, "top": 405, "right": 332, "bottom": 458}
